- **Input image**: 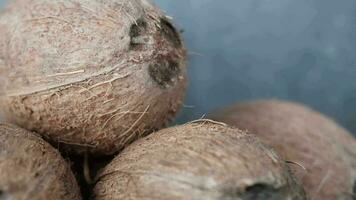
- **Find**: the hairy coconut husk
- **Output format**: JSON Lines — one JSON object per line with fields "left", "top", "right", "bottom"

{"left": 209, "top": 100, "right": 356, "bottom": 200}
{"left": 0, "top": 0, "right": 187, "bottom": 155}
{"left": 93, "top": 122, "right": 306, "bottom": 200}
{"left": 0, "top": 123, "right": 82, "bottom": 200}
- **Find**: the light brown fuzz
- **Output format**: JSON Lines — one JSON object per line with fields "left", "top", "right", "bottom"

{"left": 0, "top": 123, "right": 81, "bottom": 200}
{"left": 93, "top": 122, "right": 306, "bottom": 200}
{"left": 209, "top": 100, "right": 356, "bottom": 200}
{"left": 0, "top": 0, "right": 188, "bottom": 155}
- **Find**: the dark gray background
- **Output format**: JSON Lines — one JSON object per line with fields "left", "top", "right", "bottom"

{"left": 1, "top": 0, "right": 355, "bottom": 135}
{"left": 153, "top": 0, "right": 356, "bottom": 135}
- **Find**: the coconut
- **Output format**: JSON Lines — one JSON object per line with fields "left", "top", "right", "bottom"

{"left": 0, "top": 0, "right": 187, "bottom": 155}
{"left": 0, "top": 123, "right": 82, "bottom": 200}
{"left": 209, "top": 100, "right": 356, "bottom": 200}
{"left": 93, "top": 122, "right": 306, "bottom": 200}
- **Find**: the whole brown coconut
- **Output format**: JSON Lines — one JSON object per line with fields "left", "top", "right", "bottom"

{"left": 93, "top": 122, "right": 306, "bottom": 200}
{"left": 209, "top": 100, "right": 356, "bottom": 200}
{"left": 0, "top": 0, "right": 187, "bottom": 155}
{"left": 0, "top": 123, "right": 81, "bottom": 200}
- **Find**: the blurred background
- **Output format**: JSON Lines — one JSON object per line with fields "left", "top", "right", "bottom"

{"left": 1, "top": 0, "right": 355, "bottom": 134}
{"left": 153, "top": 0, "right": 356, "bottom": 135}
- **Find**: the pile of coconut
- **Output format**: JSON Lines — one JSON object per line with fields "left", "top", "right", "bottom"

{"left": 0, "top": 0, "right": 355, "bottom": 200}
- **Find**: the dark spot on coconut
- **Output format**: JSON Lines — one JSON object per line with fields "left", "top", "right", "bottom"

{"left": 353, "top": 180, "right": 356, "bottom": 200}
{"left": 149, "top": 59, "right": 181, "bottom": 88}
{"left": 160, "top": 18, "right": 182, "bottom": 47}
{"left": 241, "top": 184, "right": 285, "bottom": 200}
{"left": 0, "top": 190, "right": 6, "bottom": 200}
{"left": 222, "top": 183, "right": 285, "bottom": 200}
{"left": 129, "top": 19, "right": 147, "bottom": 50}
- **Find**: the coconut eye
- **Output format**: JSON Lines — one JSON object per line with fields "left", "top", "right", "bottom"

{"left": 159, "top": 18, "right": 182, "bottom": 48}
{"left": 241, "top": 183, "right": 282, "bottom": 200}
{"left": 129, "top": 19, "right": 148, "bottom": 50}
{"left": 149, "top": 59, "right": 180, "bottom": 88}
{"left": 222, "top": 183, "right": 283, "bottom": 200}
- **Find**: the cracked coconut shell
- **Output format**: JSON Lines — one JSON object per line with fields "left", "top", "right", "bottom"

{"left": 0, "top": 123, "right": 81, "bottom": 200}
{"left": 93, "top": 122, "right": 306, "bottom": 200}
{"left": 0, "top": 0, "right": 187, "bottom": 155}
{"left": 209, "top": 100, "right": 356, "bottom": 200}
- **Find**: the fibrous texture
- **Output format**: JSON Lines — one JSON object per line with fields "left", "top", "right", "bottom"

{"left": 0, "top": 123, "right": 82, "bottom": 200}
{"left": 209, "top": 100, "right": 356, "bottom": 200}
{"left": 0, "top": 0, "right": 187, "bottom": 155}
{"left": 93, "top": 122, "right": 305, "bottom": 200}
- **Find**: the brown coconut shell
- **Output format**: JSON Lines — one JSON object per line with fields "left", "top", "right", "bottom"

{"left": 93, "top": 122, "right": 306, "bottom": 200}
{"left": 0, "top": 0, "right": 187, "bottom": 155}
{"left": 0, "top": 123, "right": 82, "bottom": 200}
{"left": 209, "top": 100, "right": 356, "bottom": 200}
